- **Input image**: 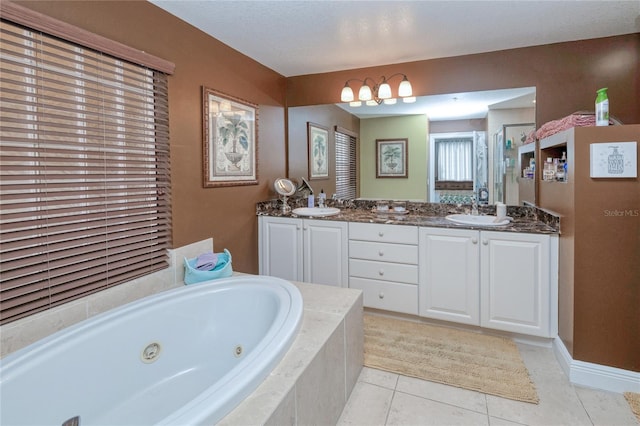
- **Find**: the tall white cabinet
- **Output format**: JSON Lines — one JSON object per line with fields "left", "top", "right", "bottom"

{"left": 258, "top": 216, "right": 348, "bottom": 287}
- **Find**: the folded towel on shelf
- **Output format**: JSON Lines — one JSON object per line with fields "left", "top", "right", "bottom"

{"left": 195, "top": 252, "right": 218, "bottom": 271}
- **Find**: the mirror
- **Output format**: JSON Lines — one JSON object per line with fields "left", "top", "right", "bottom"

{"left": 337, "top": 87, "right": 536, "bottom": 205}
{"left": 274, "top": 178, "right": 296, "bottom": 213}
{"left": 274, "top": 178, "right": 296, "bottom": 196}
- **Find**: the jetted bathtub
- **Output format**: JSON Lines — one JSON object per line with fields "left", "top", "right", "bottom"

{"left": 0, "top": 275, "right": 303, "bottom": 425}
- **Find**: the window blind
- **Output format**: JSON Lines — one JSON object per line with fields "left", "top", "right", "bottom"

{"left": 435, "top": 137, "right": 473, "bottom": 181}
{"left": 335, "top": 129, "right": 357, "bottom": 199}
{"left": 0, "top": 20, "right": 172, "bottom": 324}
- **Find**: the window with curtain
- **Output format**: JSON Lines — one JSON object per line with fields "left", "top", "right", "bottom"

{"left": 0, "top": 16, "right": 172, "bottom": 325}
{"left": 335, "top": 127, "right": 357, "bottom": 199}
{"left": 434, "top": 137, "right": 473, "bottom": 189}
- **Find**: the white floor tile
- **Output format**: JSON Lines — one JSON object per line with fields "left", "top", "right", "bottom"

{"left": 488, "top": 416, "right": 528, "bottom": 426}
{"left": 575, "top": 386, "right": 639, "bottom": 426}
{"left": 387, "top": 391, "right": 489, "bottom": 426}
{"left": 396, "top": 375, "right": 488, "bottom": 415}
{"left": 338, "top": 381, "right": 393, "bottom": 426}
{"left": 359, "top": 367, "right": 399, "bottom": 390}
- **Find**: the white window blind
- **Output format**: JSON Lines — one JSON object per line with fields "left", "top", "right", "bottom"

{"left": 435, "top": 137, "right": 473, "bottom": 181}
{"left": 0, "top": 19, "right": 172, "bottom": 324}
{"left": 335, "top": 128, "right": 357, "bottom": 199}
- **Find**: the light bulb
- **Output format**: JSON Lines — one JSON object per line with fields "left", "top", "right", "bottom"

{"left": 340, "top": 84, "right": 354, "bottom": 102}
{"left": 398, "top": 76, "right": 413, "bottom": 97}
{"left": 378, "top": 81, "right": 392, "bottom": 99}
{"left": 358, "top": 84, "right": 372, "bottom": 101}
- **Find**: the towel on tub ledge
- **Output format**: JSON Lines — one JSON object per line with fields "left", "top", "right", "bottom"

{"left": 184, "top": 249, "right": 233, "bottom": 285}
{"left": 195, "top": 251, "right": 218, "bottom": 270}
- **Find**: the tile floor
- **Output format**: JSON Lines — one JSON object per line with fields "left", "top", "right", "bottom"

{"left": 338, "top": 343, "right": 638, "bottom": 426}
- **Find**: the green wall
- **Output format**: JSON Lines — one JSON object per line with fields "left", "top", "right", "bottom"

{"left": 360, "top": 115, "right": 428, "bottom": 201}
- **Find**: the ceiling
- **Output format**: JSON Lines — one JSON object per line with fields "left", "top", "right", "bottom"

{"left": 149, "top": 0, "right": 638, "bottom": 120}
{"left": 150, "top": 0, "right": 639, "bottom": 77}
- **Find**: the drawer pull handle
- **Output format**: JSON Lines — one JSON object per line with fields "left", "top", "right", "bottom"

{"left": 378, "top": 231, "right": 384, "bottom": 237}
{"left": 471, "top": 238, "right": 478, "bottom": 244}
{"left": 378, "top": 292, "right": 385, "bottom": 299}
{"left": 378, "top": 250, "right": 384, "bottom": 256}
{"left": 378, "top": 269, "right": 384, "bottom": 276}
{"left": 482, "top": 239, "right": 488, "bottom": 245}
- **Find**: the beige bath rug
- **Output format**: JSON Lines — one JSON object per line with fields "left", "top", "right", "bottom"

{"left": 364, "top": 314, "right": 539, "bottom": 404}
{"left": 624, "top": 392, "right": 640, "bottom": 423}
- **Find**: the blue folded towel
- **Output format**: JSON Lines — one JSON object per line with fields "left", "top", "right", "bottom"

{"left": 195, "top": 252, "right": 218, "bottom": 271}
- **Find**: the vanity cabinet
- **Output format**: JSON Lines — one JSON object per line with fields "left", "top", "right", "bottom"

{"left": 258, "top": 216, "right": 348, "bottom": 287}
{"left": 418, "top": 228, "right": 480, "bottom": 325}
{"left": 419, "top": 228, "right": 557, "bottom": 337}
{"left": 259, "top": 214, "right": 558, "bottom": 337}
{"left": 348, "top": 222, "right": 419, "bottom": 315}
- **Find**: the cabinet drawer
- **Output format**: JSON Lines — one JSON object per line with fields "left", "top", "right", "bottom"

{"left": 349, "top": 240, "right": 418, "bottom": 264}
{"left": 349, "top": 277, "right": 418, "bottom": 315}
{"left": 349, "top": 222, "right": 418, "bottom": 245}
{"left": 349, "top": 259, "right": 418, "bottom": 284}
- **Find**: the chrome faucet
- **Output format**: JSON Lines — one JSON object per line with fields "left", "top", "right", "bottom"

{"left": 471, "top": 192, "right": 479, "bottom": 216}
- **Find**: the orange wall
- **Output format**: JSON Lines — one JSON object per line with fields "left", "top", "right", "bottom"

{"left": 287, "top": 104, "right": 360, "bottom": 195}
{"left": 15, "top": 0, "right": 288, "bottom": 273}
{"left": 287, "top": 34, "right": 640, "bottom": 127}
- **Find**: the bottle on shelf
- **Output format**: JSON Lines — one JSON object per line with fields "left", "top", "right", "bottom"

{"left": 595, "top": 88, "right": 609, "bottom": 126}
{"left": 543, "top": 158, "right": 556, "bottom": 181}
{"left": 556, "top": 152, "right": 567, "bottom": 182}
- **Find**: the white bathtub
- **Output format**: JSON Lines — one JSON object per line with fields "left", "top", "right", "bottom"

{"left": 0, "top": 275, "right": 303, "bottom": 426}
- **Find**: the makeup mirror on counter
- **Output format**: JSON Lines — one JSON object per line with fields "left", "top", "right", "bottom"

{"left": 274, "top": 178, "right": 296, "bottom": 213}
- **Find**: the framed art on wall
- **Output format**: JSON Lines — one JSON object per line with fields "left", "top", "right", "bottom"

{"left": 202, "top": 86, "right": 258, "bottom": 187}
{"left": 308, "top": 122, "right": 329, "bottom": 180}
{"left": 376, "top": 138, "right": 408, "bottom": 178}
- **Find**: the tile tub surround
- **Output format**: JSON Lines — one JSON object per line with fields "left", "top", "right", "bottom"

{"left": 219, "top": 282, "right": 364, "bottom": 426}
{"left": 1, "top": 238, "right": 213, "bottom": 358}
{"left": 256, "top": 199, "right": 560, "bottom": 235}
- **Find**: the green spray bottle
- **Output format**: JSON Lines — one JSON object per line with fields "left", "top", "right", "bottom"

{"left": 595, "top": 88, "right": 609, "bottom": 126}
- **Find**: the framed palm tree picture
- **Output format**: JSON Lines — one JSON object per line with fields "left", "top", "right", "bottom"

{"left": 376, "top": 138, "right": 408, "bottom": 178}
{"left": 202, "top": 86, "right": 258, "bottom": 187}
{"left": 308, "top": 122, "right": 329, "bottom": 180}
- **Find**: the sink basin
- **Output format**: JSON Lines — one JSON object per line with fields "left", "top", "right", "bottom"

{"left": 445, "top": 214, "right": 510, "bottom": 226}
{"left": 292, "top": 207, "right": 341, "bottom": 217}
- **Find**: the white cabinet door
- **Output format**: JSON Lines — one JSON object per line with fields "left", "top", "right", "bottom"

{"left": 419, "top": 227, "right": 480, "bottom": 325}
{"left": 303, "top": 219, "right": 348, "bottom": 287}
{"left": 259, "top": 216, "right": 303, "bottom": 281}
{"left": 480, "top": 231, "right": 551, "bottom": 337}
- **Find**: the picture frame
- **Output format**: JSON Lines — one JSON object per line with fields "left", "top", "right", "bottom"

{"left": 308, "top": 122, "right": 329, "bottom": 180}
{"left": 376, "top": 138, "right": 408, "bottom": 178}
{"left": 202, "top": 86, "right": 258, "bottom": 187}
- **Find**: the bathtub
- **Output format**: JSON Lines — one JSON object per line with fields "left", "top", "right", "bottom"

{"left": 0, "top": 275, "right": 303, "bottom": 426}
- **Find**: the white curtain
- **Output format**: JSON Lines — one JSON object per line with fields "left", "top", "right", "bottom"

{"left": 436, "top": 138, "right": 473, "bottom": 181}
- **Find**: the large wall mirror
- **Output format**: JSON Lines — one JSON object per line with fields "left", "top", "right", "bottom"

{"left": 287, "top": 87, "right": 536, "bottom": 206}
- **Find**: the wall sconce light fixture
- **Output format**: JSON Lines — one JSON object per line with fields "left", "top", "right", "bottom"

{"left": 340, "top": 73, "right": 414, "bottom": 107}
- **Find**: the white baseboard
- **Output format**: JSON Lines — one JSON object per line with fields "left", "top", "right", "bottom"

{"left": 553, "top": 338, "right": 640, "bottom": 394}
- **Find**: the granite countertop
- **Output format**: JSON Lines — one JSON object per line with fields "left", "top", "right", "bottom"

{"left": 257, "top": 199, "right": 560, "bottom": 235}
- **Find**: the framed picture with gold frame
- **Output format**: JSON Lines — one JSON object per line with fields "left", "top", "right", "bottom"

{"left": 376, "top": 138, "right": 408, "bottom": 178}
{"left": 308, "top": 122, "right": 329, "bottom": 180}
{"left": 202, "top": 86, "right": 258, "bottom": 187}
